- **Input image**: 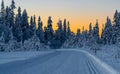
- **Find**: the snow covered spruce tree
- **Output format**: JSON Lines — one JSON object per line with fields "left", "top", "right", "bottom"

{"left": 30, "top": 15, "right": 36, "bottom": 37}
{"left": 0, "top": 0, "right": 12, "bottom": 43}
{"left": 93, "top": 20, "right": 100, "bottom": 44}
{"left": 0, "top": 0, "right": 11, "bottom": 51}
{"left": 21, "top": 9, "right": 31, "bottom": 42}
{"left": 14, "top": 7, "right": 23, "bottom": 42}
{"left": 47, "top": 16, "right": 54, "bottom": 40}
{"left": 10, "top": 0, "right": 16, "bottom": 38}
{"left": 86, "top": 23, "right": 95, "bottom": 46}
{"left": 44, "top": 26, "right": 48, "bottom": 44}
{"left": 62, "top": 22, "right": 77, "bottom": 48}
{"left": 113, "top": 10, "right": 120, "bottom": 58}
{"left": 36, "top": 16, "right": 44, "bottom": 43}
{"left": 45, "top": 16, "right": 54, "bottom": 47}
{"left": 0, "top": 0, "right": 5, "bottom": 37}
{"left": 113, "top": 10, "right": 120, "bottom": 45}
{"left": 0, "top": 1, "right": 19, "bottom": 51}
{"left": 67, "top": 21, "right": 71, "bottom": 38}
{"left": 63, "top": 19, "right": 67, "bottom": 40}
{"left": 101, "top": 17, "right": 113, "bottom": 44}
{"left": 80, "top": 26, "right": 88, "bottom": 46}
{"left": 74, "top": 29, "right": 83, "bottom": 48}
{"left": 53, "top": 20, "right": 65, "bottom": 48}
{"left": 22, "top": 15, "right": 49, "bottom": 51}
{"left": 88, "top": 20, "right": 101, "bottom": 54}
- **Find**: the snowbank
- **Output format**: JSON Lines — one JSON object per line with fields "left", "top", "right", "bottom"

{"left": 0, "top": 51, "right": 54, "bottom": 64}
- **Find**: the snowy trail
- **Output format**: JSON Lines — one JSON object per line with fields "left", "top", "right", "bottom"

{"left": 0, "top": 49, "right": 119, "bottom": 74}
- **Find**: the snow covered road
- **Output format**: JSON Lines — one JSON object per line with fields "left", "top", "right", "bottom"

{"left": 0, "top": 49, "right": 119, "bottom": 74}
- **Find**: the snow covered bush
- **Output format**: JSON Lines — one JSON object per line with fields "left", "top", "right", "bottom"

{"left": 22, "top": 34, "right": 49, "bottom": 51}
{"left": 62, "top": 33, "right": 83, "bottom": 48}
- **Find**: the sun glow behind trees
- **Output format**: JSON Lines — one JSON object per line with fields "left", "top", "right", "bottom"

{"left": 1, "top": 0, "right": 120, "bottom": 34}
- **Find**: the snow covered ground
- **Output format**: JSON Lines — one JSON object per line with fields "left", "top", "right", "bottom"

{"left": 87, "top": 45, "right": 120, "bottom": 73}
{"left": 0, "top": 51, "right": 54, "bottom": 64}
{"left": 0, "top": 48, "right": 119, "bottom": 74}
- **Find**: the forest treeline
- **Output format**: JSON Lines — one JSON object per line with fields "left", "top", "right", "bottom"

{"left": 0, "top": 0, "right": 120, "bottom": 51}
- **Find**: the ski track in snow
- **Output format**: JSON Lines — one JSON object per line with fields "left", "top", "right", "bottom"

{"left": 79, "top": 49, "right": 119, "bottom": 74}
{"left": 0, "top": 49, "right": 119, "bottom": 74}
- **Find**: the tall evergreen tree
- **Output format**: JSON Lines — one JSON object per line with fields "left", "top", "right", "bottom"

{"left": 10, "top": 0, "right": 16, "bottom": 10}
{"left": 33, "top": 15, "right": 36, "bottom": 25}
{"left": 0, "top": 0, "right": 12, "bottom": 43}
{"left": 116, "top": 12, "right": 120, "bottom": 44}
{"left": 93, "top": 20, "right": 100, "bottom": 43}
{"left": 9, "top": 0, "right": 16, "bottom": 27}
{"left": 21, "top": 9, "right": 30, "bottom": 42}
{"left": 0, "top": 0, "right": 5, "bottom": 22}
{"left": 75, "top": 29, "right": 82, "bottom": 47}
{"left": 36, "top": 16, "right": 44, "bottom": 43}
{"left": 81, "top": 26, "right": 88, "bottom": 42}
{"left": 5, "top": 6, "right": 10, "bottom": 26}
{"left": 86, "top": 23, "right": 95, "bottom": 46}
{"left": 53, "top": 20, "right": 65, "bottom": 48}
{"left": 101, "top": 24, "right": 106, "bottom": 44}
{"left": 76, "top": 29, "right": 81, "bottom": 38}
{"left": 0, "top": 0, "right": 5, "bottom": 36}
{"left": 14, "top": 7, "right": 23, "bottom": 42}
{"left": 88, "top": 23, "right": 93, "bottom": 38}
{"left": 113, "top": 10, "right": 120, "bottom": 44}
{"left": 30, "top": 16, "right": 36, "bottom": 37}
{"left": 67, "top": 21, "right": 71, "bottom": 37}
{"left": 44, "top": 26, "right": 48, "bottom": 44}
{"left": 102, "top": 17, "right": 113, "bottom": 44}
{"left": 63, "top": 19, "right": 67, "bottom": 39}
{"left": 1, "top": 0, "right": 4, "bottom": 11}
{"left": 63, "top": 19, "right": 67, "bottom": 33}
{"left": 47, "top": 16, "right": 54, "bottom": 42}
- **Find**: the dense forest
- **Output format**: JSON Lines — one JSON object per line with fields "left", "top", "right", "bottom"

{"left": 0, "top": 0, "right": 120, "bottom": 51}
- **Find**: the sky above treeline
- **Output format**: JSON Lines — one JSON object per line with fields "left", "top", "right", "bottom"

{"left": 1, "top": 0, "right": 120, "bottom": 33}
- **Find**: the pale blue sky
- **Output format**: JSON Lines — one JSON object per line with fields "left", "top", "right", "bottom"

{"left": 3, "top": 0, "right": 120, "bottom": 12}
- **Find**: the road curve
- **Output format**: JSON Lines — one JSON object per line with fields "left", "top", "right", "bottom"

{"left": 0, "top": 49, "right": 118, "bottom": 74}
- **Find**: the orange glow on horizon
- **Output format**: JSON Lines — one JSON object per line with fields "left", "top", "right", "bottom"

{"left": 24, "top": 9, "right": 114, "bottom": 35}
{"left": 2, "top": 0, "right": 120, "bottom": 35}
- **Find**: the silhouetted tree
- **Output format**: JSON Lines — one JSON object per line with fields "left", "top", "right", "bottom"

{"left": 93, "top": 20, "right": 100, "bottom": 43}
{"left": 67, "top": 21, "right": 71, "bottom": 37}
{"left": 63, "top": 19, "right": 67, "bottom": 39}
